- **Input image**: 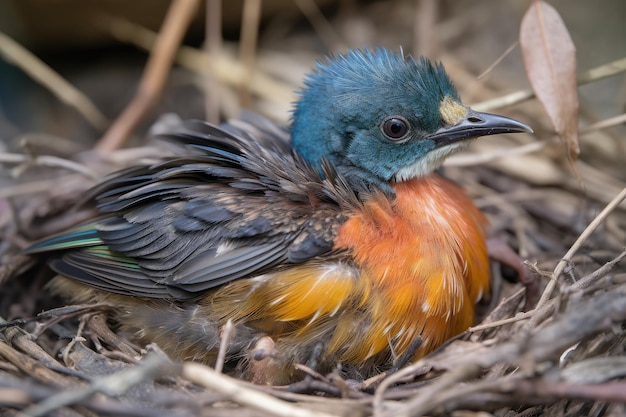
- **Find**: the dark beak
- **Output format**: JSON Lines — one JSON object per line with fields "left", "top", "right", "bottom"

{"left": 429, "top": 110, "right": 533, "bottom": 149}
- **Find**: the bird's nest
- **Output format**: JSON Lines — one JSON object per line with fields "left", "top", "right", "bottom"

{"left": 1, "top": 113, "right": 625, "bottom": 417}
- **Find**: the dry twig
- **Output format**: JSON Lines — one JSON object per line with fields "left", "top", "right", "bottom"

{"left": 95, "top": 0, "right": 201, "bottom": 152}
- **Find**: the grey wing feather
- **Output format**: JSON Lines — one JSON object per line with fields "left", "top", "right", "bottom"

{"left": 42, "top": 117, "right": 358, "bottom": 300}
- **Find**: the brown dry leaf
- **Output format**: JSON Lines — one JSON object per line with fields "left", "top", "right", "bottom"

{"left": 520, "top": 1, "right": 579, "bottom": 160}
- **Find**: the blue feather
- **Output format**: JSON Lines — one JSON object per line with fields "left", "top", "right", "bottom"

{"left": 291, "top": 48, "right": 460, "bottom": 187}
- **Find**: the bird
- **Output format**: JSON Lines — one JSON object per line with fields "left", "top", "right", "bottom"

{"left": 26, "top": 48, "right": 532, "bottom": 385}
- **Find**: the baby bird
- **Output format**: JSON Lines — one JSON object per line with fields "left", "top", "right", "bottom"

{"left": 27, "top": 48, "right": 531, "bottom": 384}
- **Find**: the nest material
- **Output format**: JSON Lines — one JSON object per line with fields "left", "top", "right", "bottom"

{"left": 1, "top": 124, "right": 625, "bottom": 417}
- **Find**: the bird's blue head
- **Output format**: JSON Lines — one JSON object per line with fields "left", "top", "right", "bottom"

{"left": 291, "top": 48, "right": 531, "bottom": 190}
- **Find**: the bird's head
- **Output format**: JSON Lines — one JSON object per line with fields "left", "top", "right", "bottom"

{"left": 291, "top": 48, "right": 531, "bottom": 190}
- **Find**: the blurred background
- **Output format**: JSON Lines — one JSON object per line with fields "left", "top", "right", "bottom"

{"left": 0, "top": 0, "right": 624, "bottom": 151}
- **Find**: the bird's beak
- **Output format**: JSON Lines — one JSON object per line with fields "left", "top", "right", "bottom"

{"left": 428, "top": 110, "right": 533, "bottom": 149}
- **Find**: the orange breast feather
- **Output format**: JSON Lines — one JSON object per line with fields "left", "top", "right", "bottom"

{"left": 211, "top": 175, "right": 489, "bottom": 365}
{"left": 333, "top": 175, "right": 490, "bottom": 360}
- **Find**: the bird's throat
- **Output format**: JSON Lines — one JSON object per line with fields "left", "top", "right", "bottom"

{"left": 393, "top": 142, "right": 469, "bottom": 182}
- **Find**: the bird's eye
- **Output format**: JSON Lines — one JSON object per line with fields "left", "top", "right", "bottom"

{"left": 381, "top": 116, "right": 410, "bottom": 141}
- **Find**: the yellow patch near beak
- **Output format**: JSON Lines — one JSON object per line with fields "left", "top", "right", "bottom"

{"left": 439, "top": 96, "right": 467, "bottom": 126}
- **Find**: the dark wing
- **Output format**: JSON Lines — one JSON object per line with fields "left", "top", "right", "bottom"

{"left": 27, "top": 118, "right": 359, "bottom": 300}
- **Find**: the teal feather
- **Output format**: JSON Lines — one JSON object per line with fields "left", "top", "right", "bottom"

{"left": 291, "top": 48, "right": 459, "bottom": 189}
{"left": 25, "top": 225, "right": 103, "bottom": 253}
